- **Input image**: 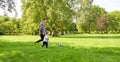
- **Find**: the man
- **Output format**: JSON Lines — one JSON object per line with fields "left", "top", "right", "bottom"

{"left": 34, "top": 18, "right": 46, "bottom": 45}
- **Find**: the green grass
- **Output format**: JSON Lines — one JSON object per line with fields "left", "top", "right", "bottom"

{"left": 0, "top": 34, "right": 120, "bottom": 62}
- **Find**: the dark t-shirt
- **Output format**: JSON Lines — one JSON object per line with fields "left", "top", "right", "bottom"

{"left": 39, "top": 22, "right": 45, "bottom": 34}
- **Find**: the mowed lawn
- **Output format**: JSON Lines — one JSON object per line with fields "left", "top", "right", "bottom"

{"left": 0, "top": 34, "right": 120, "bottom": 62}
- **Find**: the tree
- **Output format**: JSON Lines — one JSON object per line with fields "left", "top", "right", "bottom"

{"left": 96, "top": 15, "right": 108, "bottom": 33}
{"left": 0, "top": 16, "right": 20, "bottom": 35}
{"left": 21, "top": 0, "right": 76, "bottom": 36}
{"left": 75, "top": 0, "right": 93, "bottom": 33}
{"left": 0, "top": 0, "right": 17, "bottom": 17}
{"left": 21, "top": 0, "right": 95, "bottom": 35}
{"left": 76, "top": 5, "right": 107, "bottom": 33}
{"left": 107, "top": 10, "right": 120, "bottom": 33}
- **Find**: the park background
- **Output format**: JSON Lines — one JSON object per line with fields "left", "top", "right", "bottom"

{"left": 0, "top": 0, "right": 120, "bottom": 62}
{"left": 0, "top": 0, "right": 120, "bottom": 35}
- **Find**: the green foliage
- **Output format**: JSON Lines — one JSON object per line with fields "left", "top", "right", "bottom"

{"left": 76, "top": 5, "right": 120, "bottom": 34}
{"left": 21, "top": 0, "right": 92, "bottom": 36}
{"left": 107, "top": 11, "right": 120, "bottom": 33}
{"left": 0, "top": 16, "right": 21, "bottom": 35}
{"left": 77, "top": 5, "right": 107, "bottom": 33}
{"left": 1, "top": 0, "right": 120, "bottom": 35}
{"left": 96, "top": 15, "right": 108, "bottom": 33}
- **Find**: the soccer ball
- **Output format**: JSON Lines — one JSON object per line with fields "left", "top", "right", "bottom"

{"left": 59, "top": 42, "right": 63, "bottom": 47}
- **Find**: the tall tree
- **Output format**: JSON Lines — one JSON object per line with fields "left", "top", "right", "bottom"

{"left": 76, "top": 5, "right": 107, "bottom": 33}
{"left": 75, "top": 0, "right": 93, "bottom": 33}
{"left": 107, "top": 10, "right": 120, "bottom": 33}
{"left": 96, "top": 15, "right": 108, "bottom": 33}
{"left": 21, "top": 0, "right": 94, "bottom": 35}
{"left": 21, "top": 0, "right": 75, "bottom": 36}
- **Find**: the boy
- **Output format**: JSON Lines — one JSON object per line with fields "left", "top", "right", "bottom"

{"left": 41, "top": 31, "right": 49, "bottom": 48}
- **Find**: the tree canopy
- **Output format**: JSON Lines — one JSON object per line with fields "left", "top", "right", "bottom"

{"left": 21, "top": 0, "right": 93, "bottom": 36}
{"left": 1, "top": 0, "right": 120, "bottom": 35}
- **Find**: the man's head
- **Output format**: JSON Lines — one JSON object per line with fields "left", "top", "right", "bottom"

{"left": 43, "top": 18, "right": 46, "bottom": 23}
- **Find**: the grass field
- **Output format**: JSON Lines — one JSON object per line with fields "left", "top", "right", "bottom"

{"left": 0, "top": 34, "right": 120, "bottom": 62}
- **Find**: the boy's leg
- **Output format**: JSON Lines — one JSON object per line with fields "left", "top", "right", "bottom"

{"left": 46, "top": 42, "right": 48, "bottom": 48}
{"left": 41, "top": 42, "right": 45, "bottom": 48}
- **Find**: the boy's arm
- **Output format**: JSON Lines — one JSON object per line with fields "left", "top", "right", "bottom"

{"left": 47, "top": 38, "right": 49, "bottom": 42}
{"left": 46, "top": 38, "right": 49, "bottom": 42}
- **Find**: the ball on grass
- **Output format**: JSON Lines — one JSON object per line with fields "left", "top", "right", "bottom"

{"left": 58, "top": 42, "right": 63, "bottom": 47}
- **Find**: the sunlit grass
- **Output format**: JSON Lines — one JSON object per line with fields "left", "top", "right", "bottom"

{"left": 0, "top": 34, "right": 120, "bottom": 62}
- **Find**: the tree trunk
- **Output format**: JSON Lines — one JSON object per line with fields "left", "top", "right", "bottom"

{"left": 52, "top": 30, "right": 58, "bottom": 37}
{"left": 61, "top": 31, "right": 64, "bottom": 35}
{"left": 88, "top": 29, "right": 91, "bottom": 34}
{"left": 50, "top": 31, "right": 52, "bottom": 35}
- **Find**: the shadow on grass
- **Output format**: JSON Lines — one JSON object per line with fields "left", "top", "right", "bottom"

{"left": 0, "top": 41, "right": 120, "bottom": 62}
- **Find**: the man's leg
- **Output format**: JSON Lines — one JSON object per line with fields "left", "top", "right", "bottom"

{"left": 36, "top": 34, "right": 44, "bottom": 42}
{"left": 34, "top": 34, "right": 44, "bottom": 45}
{"left": 39, "top": 34, "right": 45, "bottom": 41}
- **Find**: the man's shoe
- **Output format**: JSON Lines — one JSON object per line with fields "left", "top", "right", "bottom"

{"left": 34, "top": 42, "right": 36, "bottom": 45}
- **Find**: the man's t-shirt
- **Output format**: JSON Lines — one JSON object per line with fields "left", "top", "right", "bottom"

{"left": 39, "top": 22, "right": 45, "bottom": 34}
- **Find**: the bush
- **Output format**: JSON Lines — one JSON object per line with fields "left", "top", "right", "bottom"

{"left": 0, "top": 31, "right": 5, "bottom": 35}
